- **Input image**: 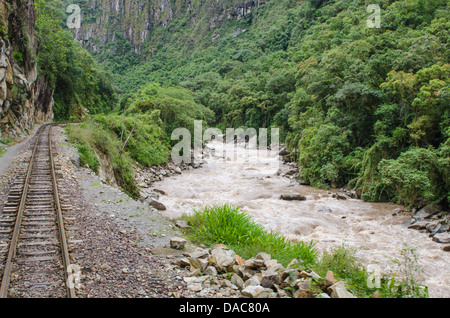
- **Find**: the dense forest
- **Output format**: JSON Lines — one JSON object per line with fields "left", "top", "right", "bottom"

{"left": 38, "top": 0, "right": 449, "bottom": 207}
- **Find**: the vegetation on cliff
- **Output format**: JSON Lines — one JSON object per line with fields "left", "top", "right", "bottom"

{"left": 79, "top": 0, "right": 448, "bottom": 209}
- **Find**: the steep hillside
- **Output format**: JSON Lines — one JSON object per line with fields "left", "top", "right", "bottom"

{"left": 0, "top": 0, "right": 54, "bottom": 139}
{"left": 72, "top": 0, "right": 449, "bottom": 208}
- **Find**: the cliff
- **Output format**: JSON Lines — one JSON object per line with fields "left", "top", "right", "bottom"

{"left": 0, "top": 0, "right": 53, "bottom": 139}
{"left": 72, "top": 0, "right": 264, "bottom": 54}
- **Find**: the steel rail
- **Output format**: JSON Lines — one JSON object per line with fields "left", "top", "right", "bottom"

{"left": 0, "top": 126, "right": 44, "bottom": 298}
{"left": 0, "top": 124, "right": 76, "bottom": 298}
{"left": 48, "top": 125, "right": 76, "bottom": 298}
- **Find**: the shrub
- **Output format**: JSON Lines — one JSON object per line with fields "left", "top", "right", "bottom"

{"left": 77, "top": 144, "right": 99, "bottom": 173}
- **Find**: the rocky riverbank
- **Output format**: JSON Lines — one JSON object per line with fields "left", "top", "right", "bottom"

{"left": 169, "top": 244, "right": 357, "bottom": 299}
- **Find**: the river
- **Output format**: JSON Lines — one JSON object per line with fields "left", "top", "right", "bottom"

{"left": 153, "top": 139, "right": 450, "bottom": 298}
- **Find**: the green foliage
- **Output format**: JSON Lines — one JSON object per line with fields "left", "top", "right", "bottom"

{"left": 125, "top": 83, "right": 215, "bottom": 137}
{"left": 184, "top": 205, "right": 317, "bottom": 267}
{"left": 91, "top": 112, "right": 171, "bottom": 166}
{"left": 66, "top": 122, "right": 139, "bottom": 199}
{"left": 35, "top": 0, "right": 117, "bottom": 120}
{"left": 382, "top": 244, "right": 429, "bottom": 298}
{"left": 79, "top": 0, "right": 449, "bottom": 207}
{"left": 77, "top": 144, "right": 99, "bottom": 173}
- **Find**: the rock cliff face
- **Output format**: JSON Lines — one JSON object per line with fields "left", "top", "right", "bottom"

{"left": 73, "top": 0, "right": 264, "bottom": 54}
{"left": 0, "top": 0, "right": 53, "bottom": 139}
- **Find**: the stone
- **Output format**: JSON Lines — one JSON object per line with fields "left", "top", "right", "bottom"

{"left": 242, "top": 258, "right": 265, "bottom": 270}
{"left": 255, "top": 252, "right": 271, "bottom": 262}
{"left": 230, "top": 273, "right": 244, "bottom": 290}
{"left": 148, "top": 199, "right": 167, "bottom": 211}
{"left": 328, "top": 281, "right": 356, "bottom": 298}
{"left": 317, "top": 293, "right": 331, "bottom": 298}
{"left": 286, "top": 259, "right": 300, "bottom": 269}
{"left": 174, "top": 257, "right": 190, "bottom": 267}
{"left": 441, "top": 245, "right": 450, "bottom": 252}
{"left": 432, "top": 233, "right": 450, "bottom": 244}
{"left": 293, "top": 280, "right": 314, "bottom": 298}
{"left": 235, "top": 255, "right": 245, "bottom": 266}
{"left": 189, "top": 257, "right": 208, "bottom": 272}
{"left": 280, "top": 194, "right": 306, "bottom": 201}
{"left": 170, "top": 237, "right": 187, "bottom": 250}
{"left": 334, "top": 193, "right": 348, "bottom": 200}
{"left": 243, "top": 276, "right": 261, "bottom": 288}
{"left": 261, "top": 269, "right": 281, "bottom": 289}
{"left": 187, "top": 283, "right": 203, "bottom": 292}
{"left": 186, "top": 268, "right": 202, "bottom": 277}
{"left": 241, "top": 285, "right": 265, "bottom": 298}
{"left": 175, "top": 220, "right": 190, "bottom": 228}
{"left": 265, "top": 259, "right": 284, "bottom": 272}
{"left": 408, "top": 221, "right": 429, "bottom": 230}
{"left": 238, "top": 265, "right": 258, "bottom": 281}
{"left": 203, "top": 266, "right": 218, "bottom": 276}
{"left": 211, "top": 248, "right": 236, "bottom": 272}
{"left": 318, "top": 206, "right": 333, "bottom": 213}
{"left": 415, "top": 204, "right": 442, "bottom": 220}
{"left": 324, "top": 270, "right": 337, "bottom": 288}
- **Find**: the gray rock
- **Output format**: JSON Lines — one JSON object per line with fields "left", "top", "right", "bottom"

{"left": 175, "top": 220, "right": 190, "bottom": 228}
{"left": 261, "top": 269, "right": 281, "bottom": 289}
{"left": 148, "top": 199, "right": 167, "bottom": 211}
{"left": 328, "top": 281, "right": 356, "bottom": 298}
{"left": 204, "top": 266, "right": 218, "bottom": 276}
{"left": 318, "top": 206, "right": 333, "bottom": 213}
{"left": 408, "top": 221, "right": 429, "bottom": 230}
{"left": 241, "top": 285, "right": 265, "bottom": 298}
{"left": 230, "top": 273, "right": 244, "bottom": 290}
{"left": 415, "top": 204, "right": 442, "bottom": 220}
{"left": 170, "top": 237, "right": 187, "bottom": 250}
{"left": 280, "top": 194, "right": 306, "bottom": 201}
{"left": 432, "top": 233, "right": 450, "bottom": 244}
{"left": 243, "top": 276, "right": 261, "bottom": 288}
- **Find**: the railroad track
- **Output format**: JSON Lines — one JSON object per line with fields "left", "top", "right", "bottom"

{"left": 0, "top": 124, "right": 76, "bottom": 298}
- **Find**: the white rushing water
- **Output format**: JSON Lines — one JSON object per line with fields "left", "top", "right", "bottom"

{"left": 153, "top": 140, "right": 450, "bottom": 297}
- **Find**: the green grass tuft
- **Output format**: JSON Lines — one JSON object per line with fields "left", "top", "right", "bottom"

{"left": 183, "top": 204, "right": 317, "bottom": 267}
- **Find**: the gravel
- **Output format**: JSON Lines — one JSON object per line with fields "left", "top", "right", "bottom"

{"left": 1, "top": 125, "right": 204, "bottom": 298}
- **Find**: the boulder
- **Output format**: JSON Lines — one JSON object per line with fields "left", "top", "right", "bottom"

{"left": 203, "top": 266, "right": 218, "bottom": 276}
{"left": 148, "top": 199, "right": 167, "bottom": 211}
{"left": 241, "top": 285, "right": 265, "bottom": 298}
{"left": 328, "top": 281, "right": 356, "bottom": 298}
{"left": 280, "top": 194, "right": 306, "bottom": 201}
{"left": 210, "top": 248, "right": 236, "bottom": 272}
{"left": 170, "top": 237, "right": 187, "bottom": 250}
{"left": 415, "top": 204, "right": 442, "bottom": 220}
{"left": 293, "top": 280, "right": 314, "bottom": 298}
{"left": 408, "top": 221, "right": 429, "bottom": 230}
{"left": 324, "top": 271, "right": 337, "bottom": 288}
{"left": 261, "top": 269, "right": 281, "bottom": 289}
{"left": 243, "top": 276, "right": 261, "bottom": 288}
{"left": 432, "top": 233, "right": 450, "bottom": 244}
{"left": 230, "top": 273, "right": 244, "bottom": 290}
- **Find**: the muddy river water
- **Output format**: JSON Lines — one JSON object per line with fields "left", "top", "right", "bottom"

{"left": 153, "top": 140, "right": 449, "bottom": 297}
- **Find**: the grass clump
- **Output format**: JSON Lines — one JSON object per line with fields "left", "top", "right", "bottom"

{"left": 183, "top": 204, "right": 317, "bottom": 267}
{"left": 77, "top": 144, "right": 100, "bottom": 173}
{"left": 315, "top": 244, "right": 429, "bottom": 298}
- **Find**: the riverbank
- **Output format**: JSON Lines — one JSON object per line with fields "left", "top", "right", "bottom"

{"left": 150, "top": 140, "right": 450, "bottom": 298}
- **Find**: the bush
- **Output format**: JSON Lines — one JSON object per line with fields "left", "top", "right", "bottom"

{"left": 378, "top": 147, "right": 442, "bottom": 206}
{"left": 77, "top": 144, "right": 99, "bottom": 173}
